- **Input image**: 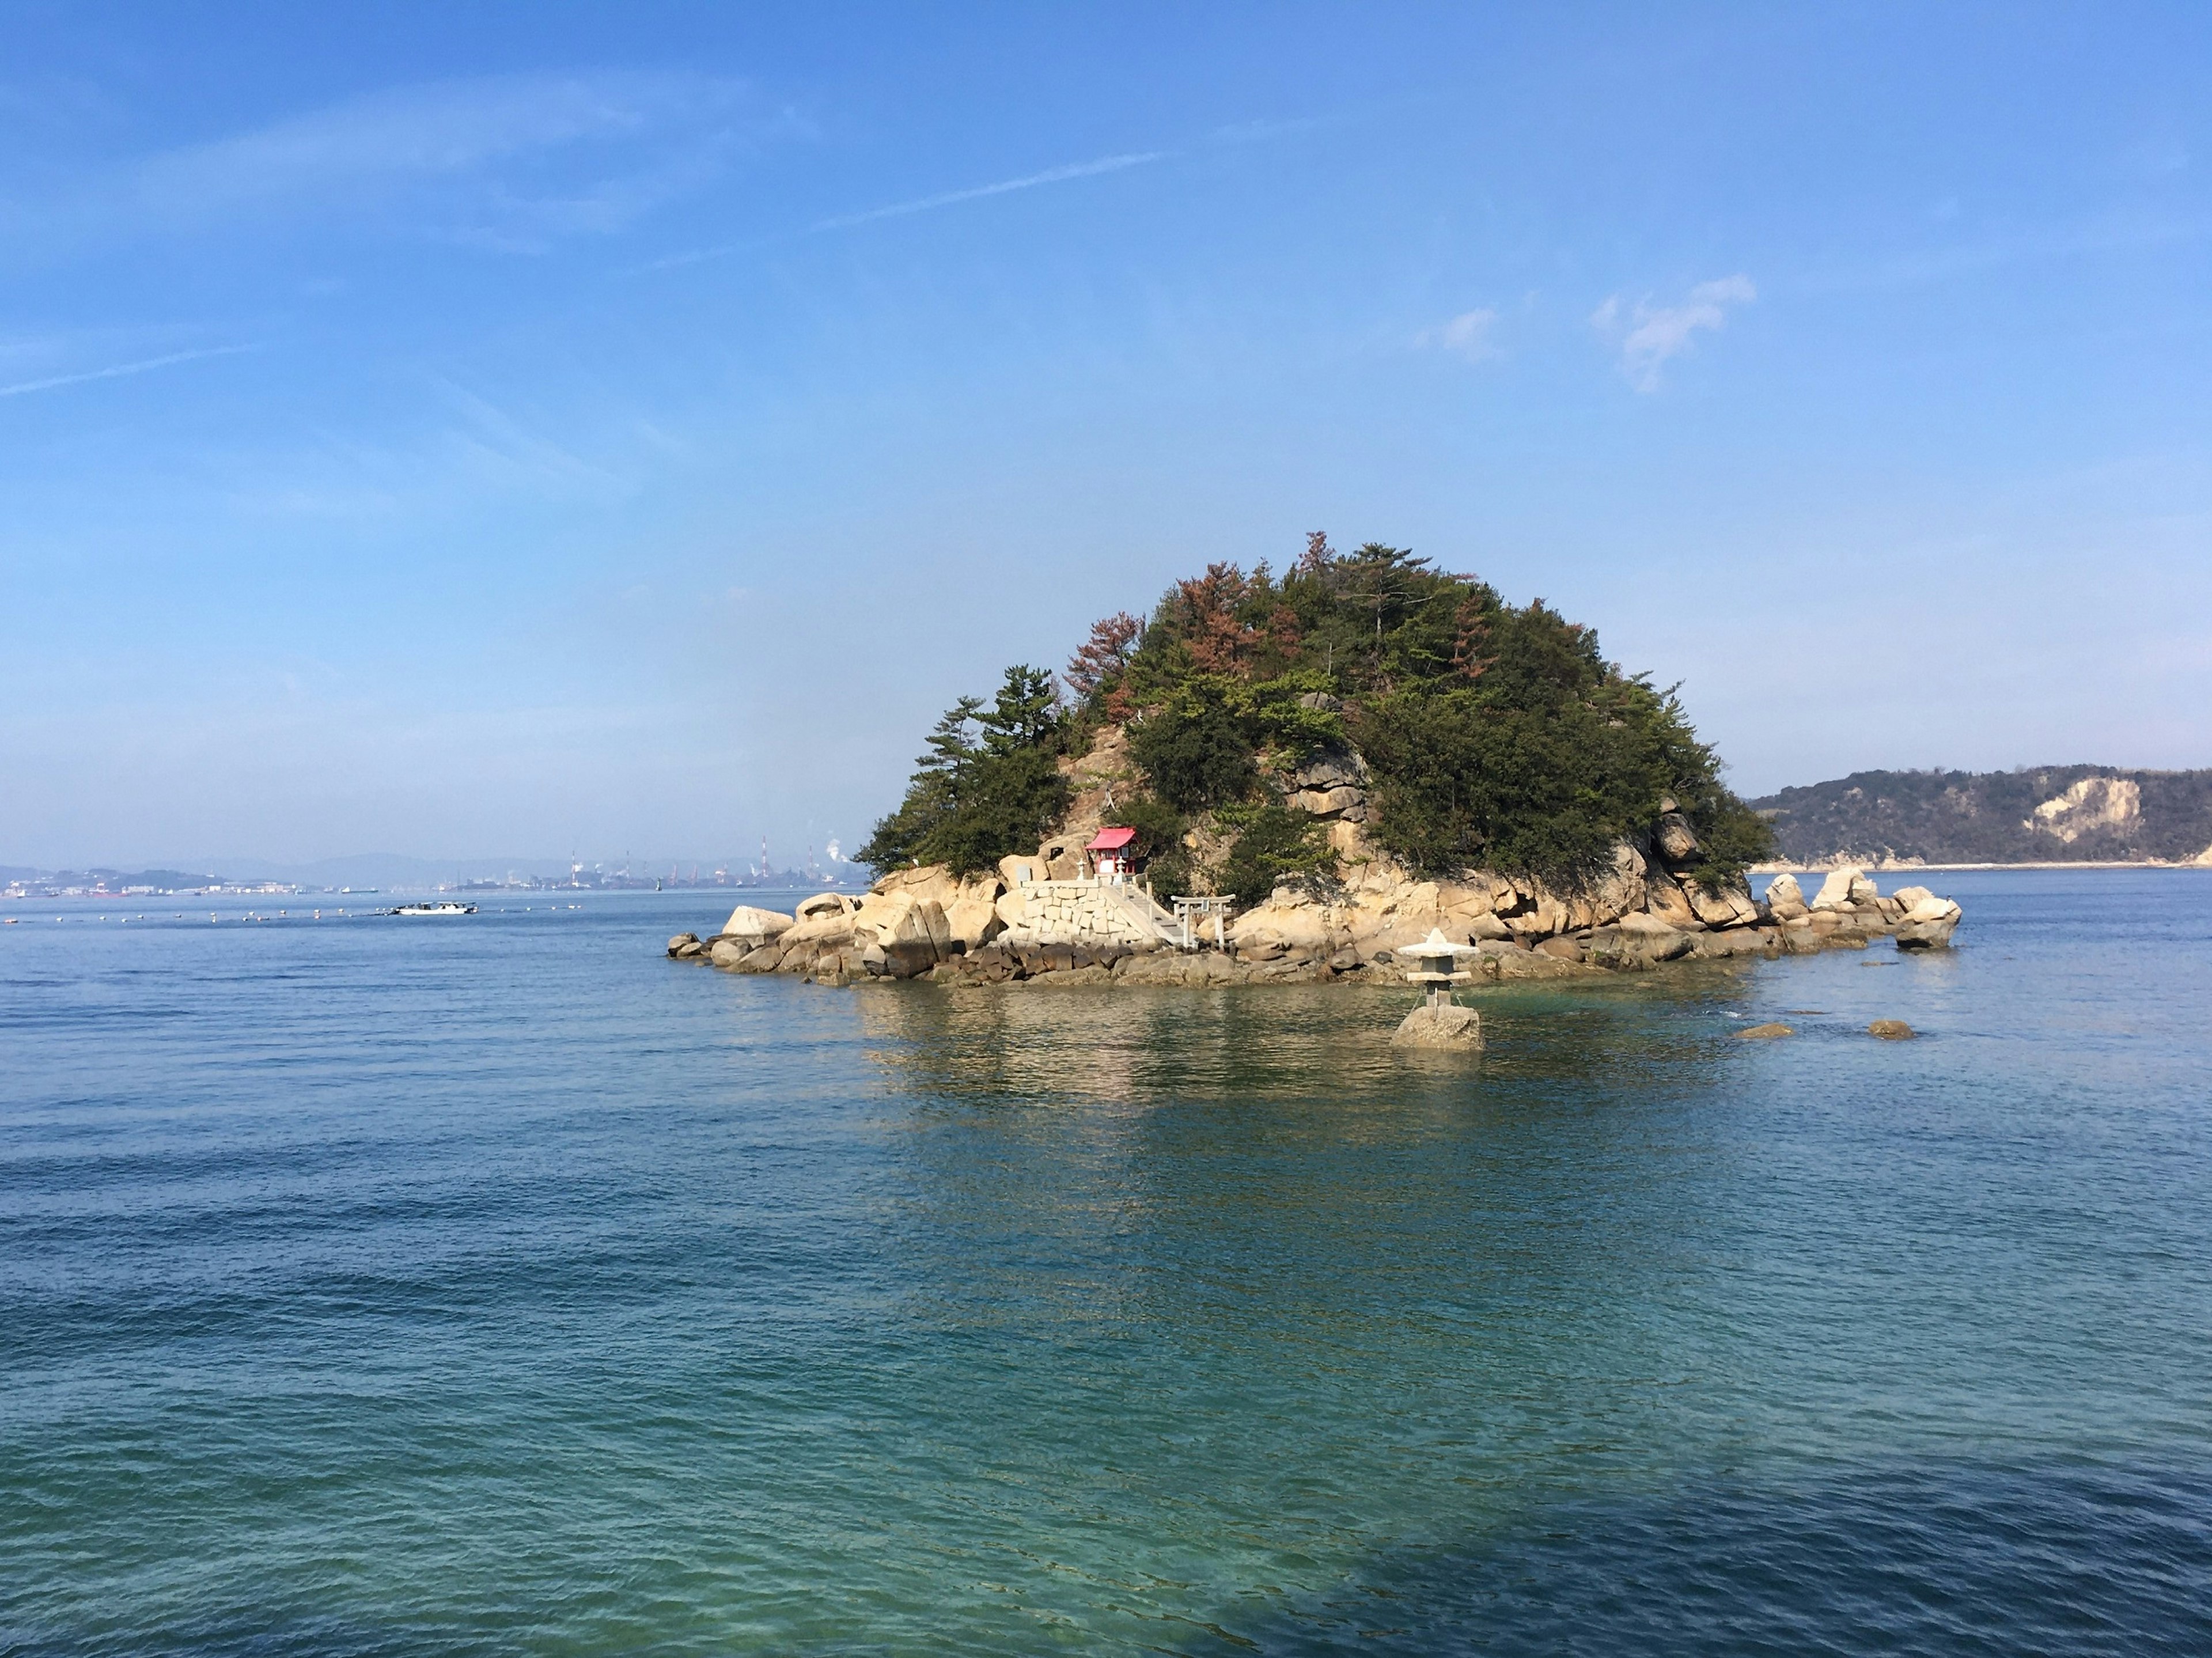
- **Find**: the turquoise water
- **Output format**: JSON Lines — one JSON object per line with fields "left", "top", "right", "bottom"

{"left": 3, "top": 872, "right": 2209, "bottom": 1653}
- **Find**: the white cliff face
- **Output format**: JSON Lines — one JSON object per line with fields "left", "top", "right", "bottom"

{"left": 2028, "top": 777, "right": 2142, "bottom": 843}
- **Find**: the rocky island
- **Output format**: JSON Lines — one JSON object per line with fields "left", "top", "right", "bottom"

{"left": 668, "top": 536, "right": 1962, "bottom": 986}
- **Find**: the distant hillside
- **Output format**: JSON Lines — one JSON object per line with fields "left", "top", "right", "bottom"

{"left": 1751, "top": 767, "right": 2212, "bottom": 866}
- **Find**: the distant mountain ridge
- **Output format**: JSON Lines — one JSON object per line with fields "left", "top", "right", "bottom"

{"left": 1750, "top": 766, "right": 2212, "bottom": 867}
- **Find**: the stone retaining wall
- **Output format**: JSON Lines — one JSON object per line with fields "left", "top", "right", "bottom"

{"left": 997, "top": 880, "right": 1174, "bottom": 949}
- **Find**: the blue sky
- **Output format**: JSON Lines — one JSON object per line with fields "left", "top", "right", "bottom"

{"left": 3, "top": 2, "right": 2209, "bottom": 869}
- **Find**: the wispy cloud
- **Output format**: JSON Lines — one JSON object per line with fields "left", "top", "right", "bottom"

{"left": 636, "top": 147, "right": 1169, "bottom": 272}
{"left": 429, "top": 377, "right": 632, "bottom": 499}
{"left": 1592, "top": 275, "right": 1756, "bottom": 391}
{"left": 1418, "top": 306, "right": 1499, "bottom": 364}
{"left": 6, "top": 72, "right": 771, "bottom": 259}
{"left": 0, "top": 343, "right": 256, "bottom": 399}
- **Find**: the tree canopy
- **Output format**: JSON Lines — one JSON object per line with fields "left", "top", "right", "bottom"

{"left": 861, "top": 536, "right": 1770, "bottom": 889}
{"left": 854, "top": 665, "right": 1070, "bottom": 876}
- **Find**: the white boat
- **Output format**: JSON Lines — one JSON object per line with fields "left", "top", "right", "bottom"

{"left": 392, "top": 901, "right": 476, "bottom": 916}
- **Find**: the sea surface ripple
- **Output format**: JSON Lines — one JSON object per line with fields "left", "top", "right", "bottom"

{"left": 3, "top": 870, "right": 2209, "bottom": 1653}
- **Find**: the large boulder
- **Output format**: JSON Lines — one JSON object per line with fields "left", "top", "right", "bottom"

{"left": 1290, "top": 785, "right": 1363, "bottom": 818}
{"left": 858, "top": 893, "right": 955, "bottom": 977}
{"left": 1690, "top": 928, "right": 1777, "bottom": 959}
{"left": 1438, "top": 877, "right": 1506, "bottom": 922}
{"left": 1654, "top": 812, "right": 1700, "bottom": 866}
{"left": 1487, "top": 945, "right": 1599, "bottom": 979}
{"left": 1687, "top": 883, "right": 1760, "bottom": 929}
{"left": 1036, "top": 836, "right": 1087, "bottom": 881}
{"left": 1642, "top": 875, "right": 1705, "bottom": 930}
{"left": 719, "top": 904, "right": 795, "bottom": 946}
{"left": 998, "top": 851, "right": 1048, "bottom": 889}
{"left": 1392, "top": 1002, "right": 1483, "bottom": 1050}
{"left": 1764, "top": 873, "right": 1809, "bottom": 921}
{"left": 869, "top": 865, "right": 963, "bottom": 910}
{"left": 945, "top": 895, "right": 1006, "bottom": 952}
{"left": 1503, "top": 895, "right": 1571, "bottom": 940}
{"left": 1895, "top": 894, "right": 1962, "bottom": 950}
{"left": 870, "top": 872, "right": 1006, "bottom": 953}
{"left": 1583, "top": 842, "right": 1648, "bottom": 926}
{"left": 1611, "top": 911, "right": 1695, "bottom": 962}
{"left": 1293, "top": 747, "right": 1367, "bottom": 790}
{"left": 1229, "top": 902, "right": 1337, "bottom": 960}
{"left": 777, "top": 894, "right": 859, "bottom": 956}
{"left": 1811, "top": 868, "right": 1880, "bottom": 911}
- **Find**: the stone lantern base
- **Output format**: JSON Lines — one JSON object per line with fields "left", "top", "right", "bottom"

{"left": 1392, "top": 1002, "right": 1484, "bottom": 1049}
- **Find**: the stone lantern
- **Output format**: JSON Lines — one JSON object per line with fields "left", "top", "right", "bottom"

{"left": 1393, "top": 928, "right": 1484, "bottom": 1049}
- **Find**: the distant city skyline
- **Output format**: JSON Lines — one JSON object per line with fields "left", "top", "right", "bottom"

{"left": 5, "top": 3, "right": 2210, "bottom": 866}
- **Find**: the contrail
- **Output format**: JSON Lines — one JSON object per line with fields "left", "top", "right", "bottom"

{"left": 806, "top": 150, "right": 1168, "bottom": 233}
{"left": 0, "top": 344, "right": 257, "bottom": 399}
{"left": 631, "top": 148, "right": 1170, "bottom": 273}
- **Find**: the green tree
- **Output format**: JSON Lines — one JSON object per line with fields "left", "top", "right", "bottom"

{"left": 858, "top": 668, "right": 1070, "bottom": 876}
{"left": 1127, "top": 677, "right": 1256, "bottom": 813}
{"left": 863, "top": 535, "right": 1770, "bottom": 892}
{"left": 1218, "top": 805, "right": 1332, "bottom": 906}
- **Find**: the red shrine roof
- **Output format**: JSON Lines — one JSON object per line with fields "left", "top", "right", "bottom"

{"left": 1086, "top": 827, "right": 1138, "bottom": 851}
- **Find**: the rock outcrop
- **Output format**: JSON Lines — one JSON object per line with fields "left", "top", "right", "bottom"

{"left": 1889, "top": 885, "right": 1963, "bottom": 950}
{"left": 1392, "top": 1002, "right": 1483, "bottom": 1049}
{"left": 672, "top": 844, "right": 1961, "bottom": 987}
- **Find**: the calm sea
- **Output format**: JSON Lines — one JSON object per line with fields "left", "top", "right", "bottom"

{"left": 3, "top": 871, "right": 2209, "bottom": 1655}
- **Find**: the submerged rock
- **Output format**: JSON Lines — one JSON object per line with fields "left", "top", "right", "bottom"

{"left": 1869, "top": 1020, "right": 1917, "bottom": 1039}
{"left": 1735, "top": 1022, "right": 1794, "bottom": 1040}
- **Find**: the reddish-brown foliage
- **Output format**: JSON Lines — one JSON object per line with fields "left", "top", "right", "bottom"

{"left": 1176, "top": 562, "right": 1263, "bottom": 675}
{"left": 1065, "top": 611, "right": 1143, "bottom": 699}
